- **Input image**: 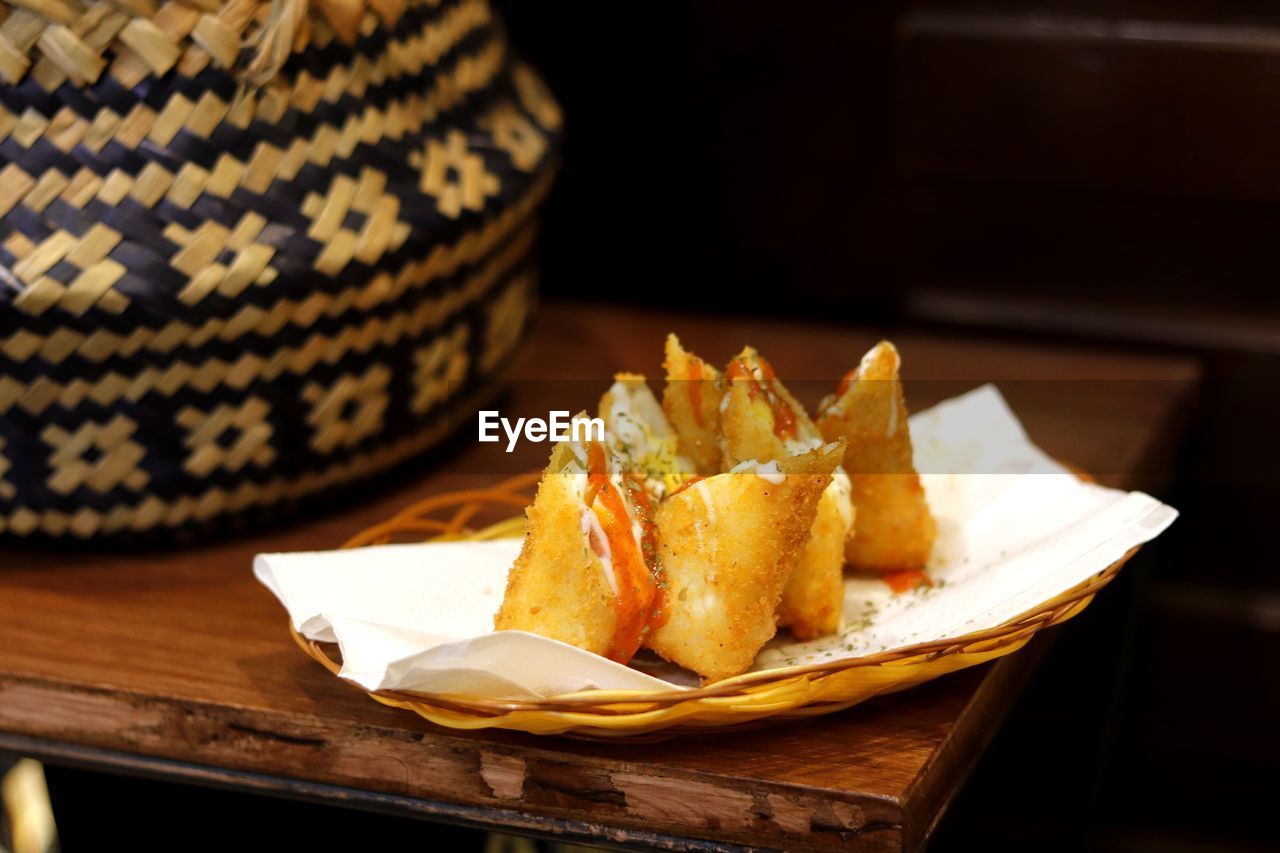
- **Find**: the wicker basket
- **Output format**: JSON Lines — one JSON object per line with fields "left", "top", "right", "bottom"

{"left": 289, "top": 470, "right": 1139, "bottom": 740}
{"left": 0, "top": 0, "right": 561, "bottom": 537}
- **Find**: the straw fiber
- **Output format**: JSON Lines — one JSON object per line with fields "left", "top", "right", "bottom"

{"left": 0, "top": 0, "right": 561, "bottom": 537}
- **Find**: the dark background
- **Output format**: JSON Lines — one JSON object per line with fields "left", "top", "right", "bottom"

{"left": 496, "top": 1, "right": 1279, "bottom": 850}
{"left": 16, "top": 2, "right": 1280, "bottom": 851}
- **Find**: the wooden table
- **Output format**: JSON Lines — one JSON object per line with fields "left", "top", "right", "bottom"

{"left": 0, "top": 302, "right": 1199, "bottom": 851}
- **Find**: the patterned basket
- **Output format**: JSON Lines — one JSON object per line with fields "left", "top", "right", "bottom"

{"left": 0, "top": 0, "right": 561, "bottom": 537}
{"left": 288, "top": 469, "right": 1140, "bottom": 740}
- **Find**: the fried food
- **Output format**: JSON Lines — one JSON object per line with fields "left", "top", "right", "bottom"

{"left": 599, "top": 373, "right": 694, "bottom": 499}
{"left": 817, "top": 341, "right": 936, "bottom": 573}
{"left": 720, "top": 346, "right": 810, "bottom": 468}
{"left": 494, "top": 423, "right": 660, "bottom": 663}
{"left": 661, "top": 334, "right": 725, "bottom": 475}
{"left": 493, "top": 333, "right": 940, "bottom": 681}
{"left": 645, "top": 441, "right": 844, "bottom": 681}
{"left": 777, "top": 474, "right": 853, "bottom": 639}
{"left": 721, "top": 347, "right": 854, "bottom": 639}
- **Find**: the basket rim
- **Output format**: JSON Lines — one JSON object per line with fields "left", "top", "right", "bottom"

{"left": 289, "top": 463, "right": 1137, "bottom": 715}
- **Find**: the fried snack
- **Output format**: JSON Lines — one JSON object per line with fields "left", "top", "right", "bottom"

{"left": 720, "top": 346, "right": 810, "bottom": 468}
{"left": 646, "top": 441, "right": 844, "bottom": 681}
{"left": 661, "top": 334, "right": 725, "bottom": 475}
{"left": 495, "top": 424, "right": 659, "bottom": 663}
{"left": 777, "top": 475, "right": 853, "bottom": 639}
{"left": 817, "top": 341, "right": 936, "bottom": 573}
{"left": 599, "top": 373, "right": 695, "bottom": 499}
{"left": 721, "top": 347, "right": 854, "bottom": 639}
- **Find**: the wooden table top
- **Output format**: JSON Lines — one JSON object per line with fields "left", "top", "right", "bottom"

{"left": 0, "top": 302, "right": 1200, "bottom": 851}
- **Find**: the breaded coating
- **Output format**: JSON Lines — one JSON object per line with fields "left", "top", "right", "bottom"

{"left": 661, "top": 334, "right": 725, "bottom": 475}
{"left": 776, "top": 474, "right": 853, "bottom": 639}
{"left": 646, "top": 441, "right": 844, "bottom": 682}
{"left": 817, "top": 341, "right": 936, "bottom": 573}
{"left": 494, "top": 441, "right": 617, "bottom": 655}
{"left": 720, "top": 346, "right": 810, "bottom": 468}
{"left": 599, "top": 372, "right": 695, "bottom": 499}
{"left": 721, "top": 346, "right": 854, "bottom": 639}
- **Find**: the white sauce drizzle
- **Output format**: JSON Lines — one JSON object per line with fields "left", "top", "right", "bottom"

{"left": 606, "top": 384, "right": 649, "bottom": 458}
{"left": 580, "top": 506, "right": 617, "bottom": 595}
{"left": 783, "top": 434, "right": 822, "bottom": 455}
{"left": 574, "top": 444, "right": 643, "bottom": 596}
{"left": 609, "top": 471, "right": 647, "bottom": 554}
{"left": 691, "top": 479, "right": 717, "bottom": 556}
{"left": 853, "top": 342, "right": 902, "bottom": 380}
{"left": 693, "top": 480, "right": 717, "bottom": 527}
{"left": 886, "top": 400, "right": 898, "bottom": 439}
{"left": 856, "top": 346, "right": 878, "bottom": 379}
{"left": 828, "top": 466, "right": 854, "bottom": 530}
{"left": 605, "top": 379, "right": 694, "bottom": 500}
{"left": 884, "top": 343, "right": 902, "bottom": 374}
{"left": 730, "top": 459, "right": 787, "bottom": 485}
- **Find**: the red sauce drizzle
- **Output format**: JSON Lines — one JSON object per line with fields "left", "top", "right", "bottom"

{"left": 836, "top": 367, "right": 858, "bottom": 399}
{"left": 882, "top": 570, "right": 933, "bottom": 594}
{"left": 624, "top": 470, "right": 668, "bottom": 632}
{"left": 667, "top": 475, "right": 707, "bottom": 499}
{"left": 727, "top": 357, "right": 797, "bottom": 440}
{"left": 585, "top": 442, "right": 659, "bottom": 662}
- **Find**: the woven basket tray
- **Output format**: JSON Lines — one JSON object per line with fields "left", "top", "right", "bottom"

{"left": 0, "top": 0, "right": 561, "bottom": 538}
{"left": 291, "top": 470, "right": 1138, "bottom": 740}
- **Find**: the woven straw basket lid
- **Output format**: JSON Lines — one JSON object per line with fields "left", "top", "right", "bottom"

{"left": 0, "top": 0, "right": 562, "bottom": 538}
{"left": 1, "top": 0, "right": 411, "bottom": 88}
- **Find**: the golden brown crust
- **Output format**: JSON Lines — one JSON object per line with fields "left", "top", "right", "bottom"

{"left": 817, "top": 341, "right": 936, "bottom": 573}
{"left": 720, "top": 346, "right": 851, "bottom": 639}
{"left": 494, "top": 464, "right": 619, "bottom": 654}
{"left": 719, "top": 346, "right": 816, "bottom": 467}
{"left": 599, "top": 373, "right": 693, "bottom": 498}
{"left": 661, "top": 334, "right": 725, "bottom": 475}
{"left": 645, "top": 442, "right": 843, "bottom": 681}
{"left": 776, "top": 483, "right": 851, "bottom": 639}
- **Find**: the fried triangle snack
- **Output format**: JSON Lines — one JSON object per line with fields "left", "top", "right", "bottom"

{"left": 645, "top": 441, "right": 844, "bottom": 682}
{"left": 661, "top": 334, "right": 725, "bottom": 476}
{"left": 599, "top": 372, "right": 695, "bottom": 501}
{"left": 817, "top": 341, "right": 937, "bottom": 573}
{"left": 778, "top": 474, "right": 853, "bottom": 639}
{"left": 720, "top": 346, "right": 854, "bottom": 640}
{"left": 494, "top": 415, "right": 660, "bottom": 664}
